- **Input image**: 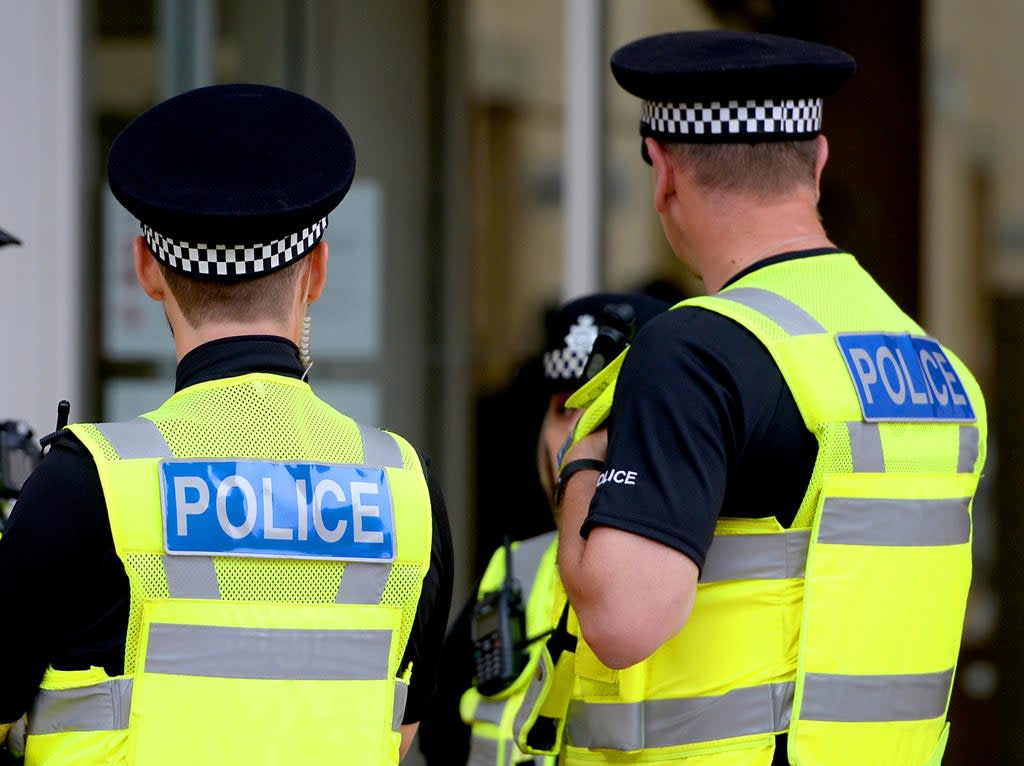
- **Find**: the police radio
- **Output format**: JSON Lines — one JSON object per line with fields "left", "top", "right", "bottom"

{"left": 582, "top": 302, "right": 638, "bottom": 383}
{"left": 471, "top": 537, "right": 528, "bottom": 696}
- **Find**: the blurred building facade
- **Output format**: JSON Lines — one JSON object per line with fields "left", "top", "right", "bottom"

{"left": 0, "top": 1, "right": 1021, "bottom": 762}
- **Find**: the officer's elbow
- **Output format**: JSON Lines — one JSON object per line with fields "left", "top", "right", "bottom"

{"left": 568, "top": 530, "right": 699, "bottom": 669}
{"left": 576, "top": 606, "right": 688, "bottom": 670}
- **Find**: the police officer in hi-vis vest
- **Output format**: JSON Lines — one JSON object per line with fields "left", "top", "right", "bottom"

{"left": 554, "top": 32, "right": 986, "bottom": 765}
{"left": 0, "top": 84, "right": 453, "bottom": 765}
{"left": 419, "top": 293, "right": 669, "bottom": 766}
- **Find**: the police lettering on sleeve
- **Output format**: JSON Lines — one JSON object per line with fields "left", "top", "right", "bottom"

{"left": 595, "top": 468, "right": 639, "bottom": 488}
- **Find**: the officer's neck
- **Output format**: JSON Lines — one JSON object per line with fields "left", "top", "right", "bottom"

{"left": 679, "top": 188, "right": 831, "bottom": 294}
{"left": 170, "top": 320, "right": 298, "bottom": 362}
{"left": 159, "top": 281, "right": 305, "bottom": 362}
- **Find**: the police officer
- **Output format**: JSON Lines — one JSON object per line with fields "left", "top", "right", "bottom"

{"left": 419, "top": 293, "right": 669, "bottom": 766}
{"left": 0, "top": 84, "right": 453, "bottom": 765}
{"left": 555, "top": 31, "right": 986, "bottom": 765}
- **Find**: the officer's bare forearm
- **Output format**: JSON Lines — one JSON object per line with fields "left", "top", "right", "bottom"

{"left": 556, "top": 465, "right": 599, "bottom": 586}
{"left": 555, "top": 468, "right": 637, "bottom": 667}
{"left": 557, "top": 473, "right": 699, "bottom": 669}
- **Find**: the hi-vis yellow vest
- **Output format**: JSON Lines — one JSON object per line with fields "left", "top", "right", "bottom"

{"left": 24, "top": 372, "right": 433, "bottom": 766}
{"left": 561, "top": 253, "right": 986, "bottom": 765}
{"left": 460, "top": 532, "right": 563, "bottom": 766}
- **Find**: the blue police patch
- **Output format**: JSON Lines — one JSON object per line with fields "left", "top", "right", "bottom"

{"left": 836, "top": 333, "right": 975, "bottom": 423}
{"left": 161, "top": 460, "right": 396, "bottom": 561}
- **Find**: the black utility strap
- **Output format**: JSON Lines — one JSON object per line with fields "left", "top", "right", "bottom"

{"left": 546, "top": 603, "right": 577, "bottom": 664}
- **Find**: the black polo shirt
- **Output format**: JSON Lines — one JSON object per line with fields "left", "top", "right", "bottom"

{"left": 582, "top": 250, "right": 832, "bottom": 562}
{"left": 0, "top": 335, "right": 454, "bottom": 726}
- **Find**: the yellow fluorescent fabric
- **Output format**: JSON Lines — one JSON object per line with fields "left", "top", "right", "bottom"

{"left": 559, "top": 254, "right": 986, "bottom": 765}
{"left": 27, "top": 373, "right": 432, "bottom": 766}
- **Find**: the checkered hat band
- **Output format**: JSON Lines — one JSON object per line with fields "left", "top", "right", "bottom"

{"left": 641, "top": 97, "right": 823, "bottom": 138}
{"left": 544, "top": 347, "right": 589, "bottom": 381}
{"left": 142, "top": 217, "right": 328, "bottom": 278}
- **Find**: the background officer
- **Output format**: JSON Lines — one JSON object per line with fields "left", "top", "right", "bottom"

{"left": 420, "top": 293, "right": 668, "bottom": 766}
{"left": 555, "top": 31, "right": 986, "bottom": 765}
{"left": 0, "top": 84, "right": 453, "bottom": 765}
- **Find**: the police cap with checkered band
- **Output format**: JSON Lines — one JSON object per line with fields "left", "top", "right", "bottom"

{"left": 543, "top": 293, "right": 671, "bottom": 393}
{"left": 107, "top": 83, "right": 355, "bottom": 280}
{"left": 610, "top": 30, "right": 855, "bottom": 162}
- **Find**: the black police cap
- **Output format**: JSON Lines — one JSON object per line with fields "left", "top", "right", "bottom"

{"left": 543, "top": 292, "right": 670, "bottom": 392}
{"left": 108, "top": 84, "right": 355, "bottom": 280}
{"left": 611, "top": 30, "right": 855, "bottom": 150}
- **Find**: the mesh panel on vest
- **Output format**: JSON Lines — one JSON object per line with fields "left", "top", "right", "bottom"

{"left": 154, "top": 378, "right": 367, "bottom": 462}
{"left": 382, "top": 563, "right": 426, "bottom": 668}
{"left": 215, "top": 557, "right": 345, "bottom": 602}
{"left": 794, "top": 419, "right": 965, "bottom": 528}
{"left": 734, "top": 255, "right": 919, "bottom": 339}
{"left": 124, "top": 553, "right": 171, "bottom": 674}
{"left": 77, "top": 423, "right": 120, "bottom": 462}
{"left": 883, "top": 422, "right": 959, "bottom": 474}
{"left": 794, "top": 421, "right": 853, "bottom": 528}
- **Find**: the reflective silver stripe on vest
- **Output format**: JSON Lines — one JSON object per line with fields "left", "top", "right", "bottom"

{"left": 474, "top": 697, "right": 508, "bottom": 726}
{"left": 144, "top": 623, "right": 391, "bottom": 680}
{"left": 958, "top": 425, "right": 980, "bottom": 473}
{"left": 95, "top": 418, "right": 173, "bottom": 460}
{"left": 849, "top": 422, "right": 979, "bottom": 475}
{"left": 848, "top": 422, "right": 884, "bottom": 473}
{"left": 819, "top": 497, "right": 971, "bottom": 546}
{"left": 163, "top": 555, "right": 221, "bottom": 599}
{"left": 358, "top": 423, "right": 404, "bottom": 467}
{"left": 393, "top": 681, "right": 409, "bottom": 732}
{"left": 336, "top": 561, "right": 393, "bottom": 605}
{"left": 467, "top": 734, "right": 517, "bottom": 766}
{"left": 27, "top": 679, "right": 134, "bottom": 735}
{"left": 717, "top": 287, "right": 827, "bottom": 336}
{"left": 700, "top": 531, "right": 809, "bottom": 583}
{"left": 510, "top": 531, "right": 557, "bottom": 602}
{"left": 801, "top": 668, "right": 954, "bottom": 722}
{"left": 512, "top": 651, "right": 551, "bottom": 744}
{"left": 567, "top": 681, "right": 794, "bottom": 751}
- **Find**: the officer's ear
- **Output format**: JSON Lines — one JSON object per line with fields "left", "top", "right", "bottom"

{"left": 813, "top": 134, "right": 829, "bottom": 202}
{"left": 133, "top": 236, "right": 166, "bottom": 301}
{"left": 303, "top": 240, "right": 330, "bottom": 305}
{"left": 646, "top": 138, "right": 675, "bottom": 215}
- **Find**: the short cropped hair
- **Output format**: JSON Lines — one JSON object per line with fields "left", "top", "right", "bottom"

{"left": 159, "top": 259, "right": 304, "bottom": 328}
{"left": 666, "top": 139, "right": 818, "bottom": 199}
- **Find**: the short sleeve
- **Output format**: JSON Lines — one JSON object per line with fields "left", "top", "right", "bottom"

{"left": 581, "top": 306, "right": 815, "bottom": 568}
{"left": 581, "top": 309, "right": 739, "bottom": 568}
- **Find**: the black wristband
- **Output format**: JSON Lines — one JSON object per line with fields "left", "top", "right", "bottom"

{"left": 554, "top": 458, "right": 605, "bottom": 506}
